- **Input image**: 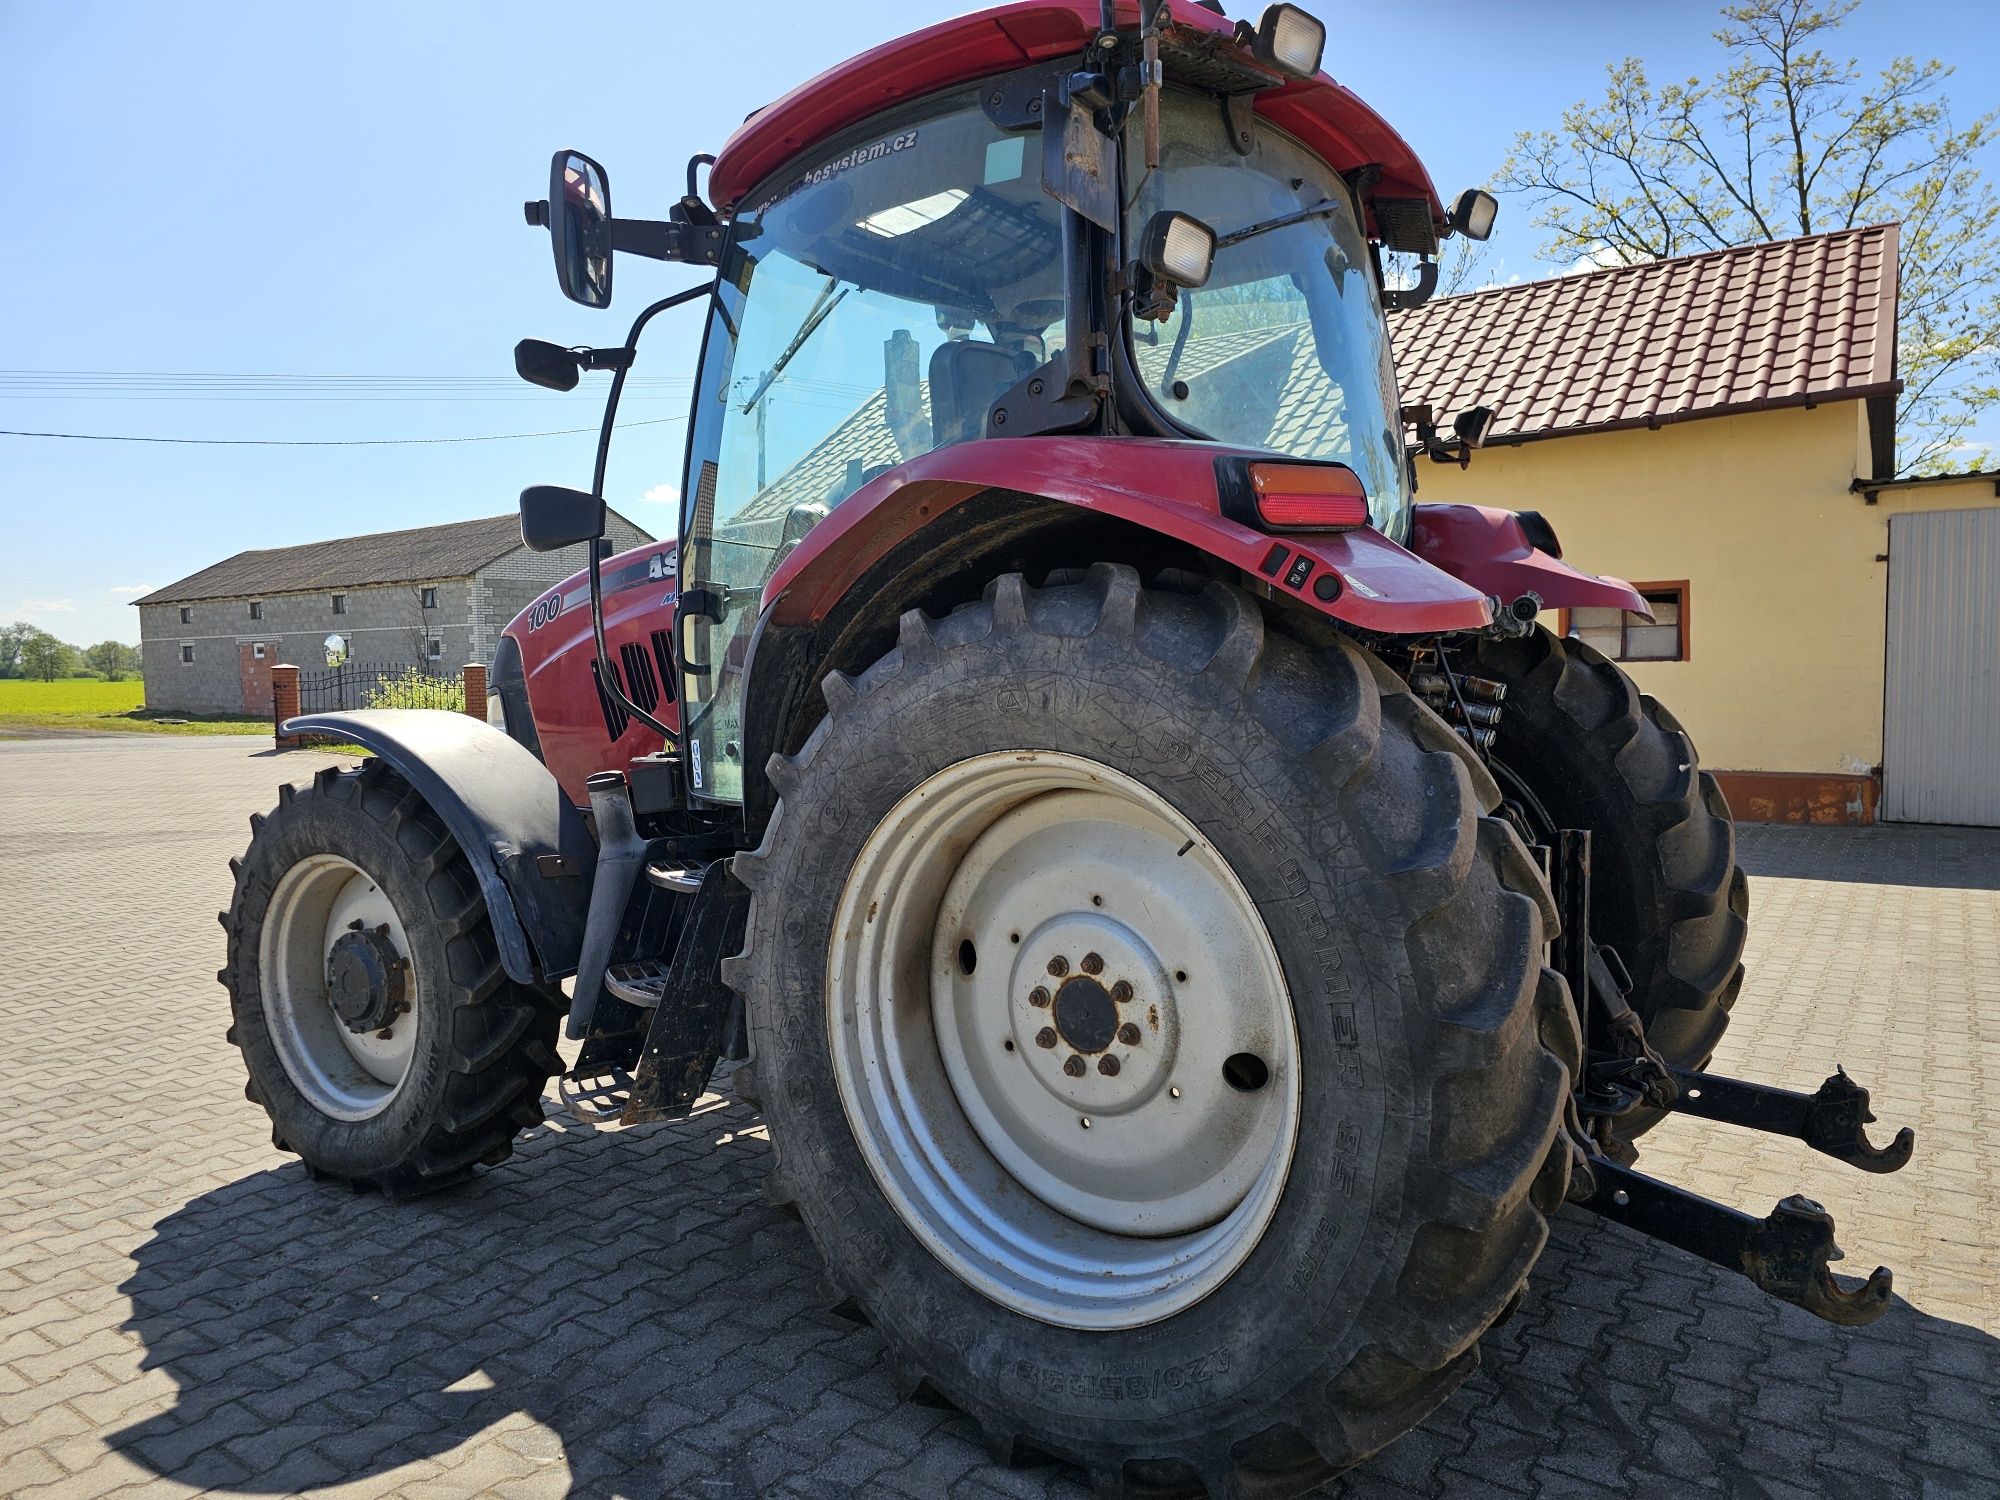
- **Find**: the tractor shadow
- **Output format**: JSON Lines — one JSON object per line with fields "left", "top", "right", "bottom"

{"left": 114, "top": 1085, "right": 1999, "bottom": 1499}
{"left": 1735, "top": 820, "right": 2000, "bottom": 891}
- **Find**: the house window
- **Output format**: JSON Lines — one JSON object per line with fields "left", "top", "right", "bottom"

{"left": 248, "top": 600, "right": 262, "bottom": 621}
{"left": 331, "top": 593, "right": 347, "bottom": 615}
{"left": 427, "top": 638, "right": 443, "bottom": 659}
{"left": 179, "top": 607, "right": 191, "bottom": 625}
{"left": 180, "top": 644, "right": 194, "bottom": 664}
{"left": 421, "top": 587, "right": 438, "bottom": 609}
{"left": 1566, "top": 584, "right": 1689, "bottom": 662}
{"left": 253, "top": 643, "right": 267, "bottom": 660}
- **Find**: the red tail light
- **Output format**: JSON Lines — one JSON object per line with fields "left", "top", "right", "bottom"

{"left": 1249, "top": 463, "right": 1370, "bottom": 531}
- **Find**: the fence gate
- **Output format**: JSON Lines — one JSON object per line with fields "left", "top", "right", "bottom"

{"left": 1882, "top": 506, "right": 2000, "bottom": 827}
{"left": 296, "top": 661, "right": 400, "bottom": 714}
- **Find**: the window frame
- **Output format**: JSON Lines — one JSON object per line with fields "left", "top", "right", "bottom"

{"left": 180, "top": 644, "right": 194, "bottom": 664}
{"left": 248, "top": 600, "right": 262, "bottom": 621}
{"left": 426, "top": 637, "right": 443, "bottom": 660}
{"left": 331, "top": 593, "right": 347, "bottom": 615}
{"left": 252, "top": 642, "right": 267, "bottom": 660}
{"left": 178, "top": 606, "right": 191, "bottom": 625}
{"left": 1557, "top": 581, "right": 1690, "bottom": 663}
{"left": 420, "top": 587, "right": 438, "bottom": 610}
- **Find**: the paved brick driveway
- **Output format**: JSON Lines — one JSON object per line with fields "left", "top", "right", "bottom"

{"left": 2, "top": 734, "right": 1996, "bottom": 1499}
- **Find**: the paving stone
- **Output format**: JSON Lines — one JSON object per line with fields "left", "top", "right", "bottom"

{"left": 2, "top": 741, "right": 1996, "bottom": 1500}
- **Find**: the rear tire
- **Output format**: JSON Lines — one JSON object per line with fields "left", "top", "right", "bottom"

{"left": 221, "top": 760, "right": 562, "bottom": 1195}
{"left": 1473, "top": 627, "right": 1749, "bottom": 1133}
{"left": 728, "top": 566, "right": 1580, "bottom": 1496}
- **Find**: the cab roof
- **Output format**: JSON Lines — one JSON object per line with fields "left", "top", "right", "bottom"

{"left": 707, "top": 1, "right": 1443, "bottom": 236}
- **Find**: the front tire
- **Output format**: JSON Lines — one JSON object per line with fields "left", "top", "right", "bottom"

{"left": 728, "top": 566, "right": 1579, "bottom": 1495}
{"left": 221, "top": 760, "right": 562, "bottom": 1195}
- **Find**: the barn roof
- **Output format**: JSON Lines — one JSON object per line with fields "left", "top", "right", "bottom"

{"left": 1389, "top": 223, "right": 1901, "bottom": 457}
{"left": 134, "top": 510, "right": 651, "bottom": 606}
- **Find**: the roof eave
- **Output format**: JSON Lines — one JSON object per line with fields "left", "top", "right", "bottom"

{"left": 1479, "top": 381, "right": 1905, "bottom": 450}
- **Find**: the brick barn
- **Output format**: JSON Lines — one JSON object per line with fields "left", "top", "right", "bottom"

{"left": 135, "top": 511, "right": 654, "bottom": 716}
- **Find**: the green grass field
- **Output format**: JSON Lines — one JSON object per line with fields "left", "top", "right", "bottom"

{"left": 0, "top": 679, "right": 268, "bottom": 736}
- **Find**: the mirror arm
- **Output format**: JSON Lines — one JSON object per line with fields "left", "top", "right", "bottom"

{"left": 583, "top": 283, "right": 718, "bottom": 748}
{"left": 605, "top": 216, "right": 726, "bottom": 266}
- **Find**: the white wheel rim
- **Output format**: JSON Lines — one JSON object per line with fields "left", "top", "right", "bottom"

{"left": 259, "top": 853, "right": 419, "bottom": 1121}
{"left": 827, "top": 752, "right": 1300, "bottom": 1329}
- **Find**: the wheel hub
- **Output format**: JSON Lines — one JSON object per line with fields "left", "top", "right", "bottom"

{"left": 326, "top": 925, "right": 408, "bottom": 1035}
{"left": 1051, "top": 975, "right": 1117, "bottom": 1053}
{"left": 828, "top": 751, "right": 1301, "bottom": 1329}
{"left": 1008, "top": 914, "right": 1180, "bottom": 1118}
{"left": 259, "top": 853, "right": 422, "bottom": 1121}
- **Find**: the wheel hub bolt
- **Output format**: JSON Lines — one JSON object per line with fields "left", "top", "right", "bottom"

{"left": 1080, "top": 952, "right": 1104, "bottom": 975}
{"left": 1117, "top": 1022, "right": 1141, "bottom": 1046}
{"left": 1097, "top": 1055, "right": 1120, "bottom": 1077}
{"left": 1063, "top": 1055, "right": 1087, "bottom": 1077}
{"left": 1035, "top": 1027, "right": 1058, "bottom": 1049}
{"left": 1047, "top": 955, "right": 1070, "bottom": 978}
{"left": 1111, "top": 980, "right": 1133, "bottom": 1003}
{"left": 1029, "top": 986, "right": 1051, "bottom": 1007}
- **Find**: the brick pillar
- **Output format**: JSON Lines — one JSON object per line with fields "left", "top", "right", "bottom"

{"left": 271, "top": 664, "right": 301, "bottom": 749}
{"left": 462, "top": 663, "right": 488, "bottom": 724}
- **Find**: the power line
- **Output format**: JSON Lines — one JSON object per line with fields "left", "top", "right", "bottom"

{"left": 0, "top": 415, "right": 687, "bottom": 448}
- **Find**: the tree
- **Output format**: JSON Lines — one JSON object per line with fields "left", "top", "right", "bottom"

{"left": 1498, "top": 0, "right": 1999, "bottom": 473}
{"left": 0, "top": 622, "right": 32, "bottom": 678}
{"left": 84, "top": 641, "right": 140, "bottom": 680}
{"left": 19, "top": 630, "right": 74, "bottom": 682}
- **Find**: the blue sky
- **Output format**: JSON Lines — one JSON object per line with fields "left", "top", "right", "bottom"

{"left": 4, "top": 0, "right": 1995, "bottom": 645}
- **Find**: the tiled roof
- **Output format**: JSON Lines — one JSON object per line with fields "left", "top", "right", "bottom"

{"left": 135, "top": 510, "right": 653, "bottom": 606}
{"left": 1388, "top": 224, "right": 1900, "bottom": 445}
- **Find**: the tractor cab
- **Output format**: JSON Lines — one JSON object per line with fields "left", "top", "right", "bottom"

{"left": 513, "top": 0, "right": 1495, "bottom": 806}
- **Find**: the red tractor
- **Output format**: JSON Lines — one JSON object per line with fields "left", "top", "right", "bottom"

{"left": 219, "top": 4, "right": 1915, "bottom": 1492}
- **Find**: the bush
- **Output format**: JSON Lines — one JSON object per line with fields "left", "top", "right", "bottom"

{"left": 363, "top": 667, "right": 465, "bottom": 713}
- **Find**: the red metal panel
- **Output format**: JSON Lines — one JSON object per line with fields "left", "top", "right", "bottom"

{"left": 763, "top": 436, "right": 1493, "bottom": 635}
{"left": 505, "top": 539, "right": 682, "bottom": 805}
{"left": 1407, "top": 503, "right": 1652, "bottom": 616}
{"left": 707, "top": 1, "right": 1440, "bottom": 221}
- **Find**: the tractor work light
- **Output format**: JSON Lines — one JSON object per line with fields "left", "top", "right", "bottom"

{"left": 1249, "top": 462, "right": 1369, "bottom": 531}
{"left": 1252, "top": 4, "right": 1326, "bottom": 79}
{"left": 1139, "top": 210, "right": 1217, "bottom": 289}
{"left": 1449, "top": 188, "right": 1499, "bottom": 242}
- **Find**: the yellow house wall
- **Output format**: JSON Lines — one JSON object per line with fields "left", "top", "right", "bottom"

{"left": 1410, "top": 404, "right": 1999, "bottom": 776}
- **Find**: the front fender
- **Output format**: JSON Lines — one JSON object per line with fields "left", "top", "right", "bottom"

{"left": 1409, "top": 503, "right": 1652, "bottom": 618}
{"left": 283, "top": 709, "right": 596, "bottom": 985}
{"left": 763, "top": 437, "right": 1495, "bottom": 635}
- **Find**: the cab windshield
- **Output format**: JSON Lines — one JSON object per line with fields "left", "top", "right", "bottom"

{"left": 1125, "top": 89, "right": 1412, "bottom": 539}
{"left": 677, "top": 89, "right": 1064, "bottom": 800}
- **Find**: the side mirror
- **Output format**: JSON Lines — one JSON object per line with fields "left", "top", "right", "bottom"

{"left": 527, "top": 150, "right": 614, "bottom": 308}
{"left": 1448, "top": 188, "right": 1498, "bottom": 242}
{"left": 519, "top": 485, "right": 605, "bottom": 553}
{"left": 514, "top": 339, "right": 581, "bottom": 392}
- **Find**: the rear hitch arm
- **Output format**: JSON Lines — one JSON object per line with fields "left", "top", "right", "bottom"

{"left": 1575, "top": 1159, "right": 1895, "bottom": 1326}
{"left": 1667, "top": 1064, "right": 1916, "bottom": 1174}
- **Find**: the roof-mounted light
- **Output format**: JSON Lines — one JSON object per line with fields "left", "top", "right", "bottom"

{"left": 1250, "top": 462, "right": 1369, "bottom": 531}
{"left": 1138, "top": 211, "right": 1217, "bottom": 289}
{"left": 1252, "top": 5, "right": 1325, "bottom": 80}
{"left": 1449, "top": 188, "right": 1499, "bottom": 242}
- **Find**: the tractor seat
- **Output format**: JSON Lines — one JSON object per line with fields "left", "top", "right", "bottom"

{"left": 928, "top": 340, "right": 1033, "bottom": 449}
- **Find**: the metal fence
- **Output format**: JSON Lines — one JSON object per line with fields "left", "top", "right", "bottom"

{"left": 294, "top": 661, "right": 403, "bottom": 713}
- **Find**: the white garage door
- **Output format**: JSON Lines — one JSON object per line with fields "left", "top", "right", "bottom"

{"left": 1883, "top": 506, "right": 2000, "bottom": 826}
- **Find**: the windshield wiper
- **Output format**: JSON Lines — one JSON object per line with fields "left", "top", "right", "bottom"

{"left": 739, "top": 277, "right": 848, "bottom": 413}
{"left": 1213, "top": 197, "right": 1346, "bottom": 251}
